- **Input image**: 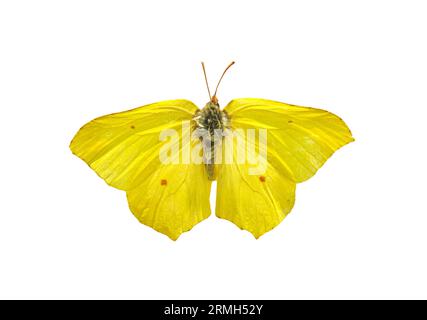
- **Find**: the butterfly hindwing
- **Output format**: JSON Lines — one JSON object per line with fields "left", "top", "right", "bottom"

{"left": 127, "top": 138, "right": 212, "bottom": 240}
{"left": 216, "top": 129, "right": 296, "bottom": 238}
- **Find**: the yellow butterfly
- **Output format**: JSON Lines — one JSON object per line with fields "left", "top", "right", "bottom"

{"left": 70, "top": 62, "right": 354, "bottom": 240}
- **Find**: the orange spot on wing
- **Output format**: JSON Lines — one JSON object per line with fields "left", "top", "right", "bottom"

{"left": 259, "top": 176, "right": 266, "bottom": 182}
{"left": 130, "top": 125, "right": 135, "bottom": 129}
{"left": 160, "top": 179, "right": 167, "bottom": 186}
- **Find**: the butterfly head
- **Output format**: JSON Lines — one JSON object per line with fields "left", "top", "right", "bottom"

{"left": 210, "top": 95, "right": 219, "bottom": 105}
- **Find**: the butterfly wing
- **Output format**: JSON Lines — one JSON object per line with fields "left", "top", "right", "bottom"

{"left": 216, "top": 130, "right": 296, "bottom": 239}
{"left": 216, "top": 98, "right": 354, "bottom": 238}
{"left": 70, "top": 100, "right": 211, "bottom": 240}
{"left": 126, "top": 137, "right": 212, "bottom": 240}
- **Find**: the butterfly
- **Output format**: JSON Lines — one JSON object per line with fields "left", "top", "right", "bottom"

{"left": 70, "top": 62, "right": 354, "bottom": 240}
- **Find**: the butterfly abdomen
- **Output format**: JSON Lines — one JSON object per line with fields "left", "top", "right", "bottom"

{"left": 193, "top": 102, "right": 230, "bottom": 180}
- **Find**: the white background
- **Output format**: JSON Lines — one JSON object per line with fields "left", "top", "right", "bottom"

{"left": 1, "top": 0, "right": 426, "bottom": 299}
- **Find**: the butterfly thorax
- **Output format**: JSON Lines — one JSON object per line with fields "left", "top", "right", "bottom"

{"left": 193, "top": 101, "right": 230, "bottom": 180}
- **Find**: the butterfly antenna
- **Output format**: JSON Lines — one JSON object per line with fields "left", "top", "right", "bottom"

{"left": 213, "top": 61, "right": 235, "bottom": 100}
{"left": 201, "top": 62, "right": 212, "bottom": 101}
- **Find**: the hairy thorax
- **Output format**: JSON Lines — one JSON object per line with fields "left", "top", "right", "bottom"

{"left": 193, "top": 102, "right": 230, "bottom": 180}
